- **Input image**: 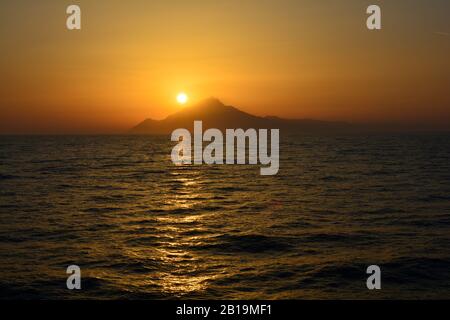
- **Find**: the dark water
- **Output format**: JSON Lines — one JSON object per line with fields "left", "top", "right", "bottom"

{"left": 0, "top": 134, "right": 449, "bottom": 299}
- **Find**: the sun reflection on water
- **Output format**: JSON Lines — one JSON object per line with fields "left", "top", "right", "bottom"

{"left": 152, "top": 170, "right": 219, "bottom": 296}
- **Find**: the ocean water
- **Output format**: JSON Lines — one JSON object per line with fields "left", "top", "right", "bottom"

{"left": 0, "top": 134, "right": 449, "bottom": 299}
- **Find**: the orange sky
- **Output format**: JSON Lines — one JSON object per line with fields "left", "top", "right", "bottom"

{"left": 0, "top": 0, "right": 449, "bottom": 133}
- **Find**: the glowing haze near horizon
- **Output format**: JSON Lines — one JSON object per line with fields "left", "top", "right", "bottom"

{"left": 0, "top": 0, "right": 449, "bottom": 134}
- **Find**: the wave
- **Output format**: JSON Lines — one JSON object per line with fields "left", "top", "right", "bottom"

{"left": 195, "top": 234, "right": 294, "bottom": 254}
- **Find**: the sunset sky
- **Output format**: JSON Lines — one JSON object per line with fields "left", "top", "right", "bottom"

{"left": 0, "top": 0, "right": 449, "bottom": 133}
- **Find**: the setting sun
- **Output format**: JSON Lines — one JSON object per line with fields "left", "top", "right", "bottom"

{"left": 177, "top": 93, "right": 188, "bottom": 105}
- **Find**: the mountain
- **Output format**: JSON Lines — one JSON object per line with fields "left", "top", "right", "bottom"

{"left": 130, "top": 98, "right": 352, "bottom": 134}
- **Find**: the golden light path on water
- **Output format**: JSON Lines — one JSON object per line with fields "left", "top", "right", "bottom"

{"left": 154, "top": 172, "right": 221, "bottom": 295}
{"left": 113, "top": 169, "right": 222, "bottom": 296}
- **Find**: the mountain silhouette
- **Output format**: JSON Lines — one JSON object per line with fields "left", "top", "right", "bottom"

{"left": 130, "top": 98, "right": 352, "bottom": 134}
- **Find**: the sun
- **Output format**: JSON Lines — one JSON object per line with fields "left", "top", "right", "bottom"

{"left": 176, "top": 92, "right": 188, "bottom": 105}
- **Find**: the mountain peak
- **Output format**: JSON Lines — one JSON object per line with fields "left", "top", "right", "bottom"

{"left": 170, "top": 97, "right": 235, "bottom": 119}
{"left": 130, "top": 97, "right": 353, "bottom": 134}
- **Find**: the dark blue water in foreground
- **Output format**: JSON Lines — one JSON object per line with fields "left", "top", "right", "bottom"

{"left": 0, "top": 134, "right": 449, "bottom": 299}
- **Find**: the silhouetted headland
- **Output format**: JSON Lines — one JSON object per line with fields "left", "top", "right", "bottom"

{"left": 130, "top": 98, "right": 352, "bottom": 134}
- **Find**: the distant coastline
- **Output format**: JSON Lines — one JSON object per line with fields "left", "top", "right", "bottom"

{"left": 130, "top": 98, "right": 449, "bottom": 134}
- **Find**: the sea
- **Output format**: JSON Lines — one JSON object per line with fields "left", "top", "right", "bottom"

{"left": 0, "top": 133, "right": 449, "bottom": 299}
